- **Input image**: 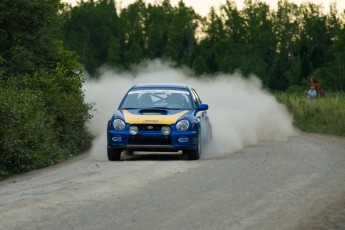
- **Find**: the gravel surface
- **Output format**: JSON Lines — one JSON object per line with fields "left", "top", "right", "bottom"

{"left": 0, "top": 133, "right": 345, "bottom": 230}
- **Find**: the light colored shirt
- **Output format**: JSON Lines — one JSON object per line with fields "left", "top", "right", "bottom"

{"left": 307, "top": 89, "right": 317, "bottom": 100}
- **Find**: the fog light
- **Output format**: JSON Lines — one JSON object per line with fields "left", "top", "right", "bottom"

{"left": 178, "top": 137, "right": 189, "bottom": 143}
{"left": 129, "top": 126, "right": 138, "bottom": 135}
{"left": 161, "top": 126, "right": 171, "bottom": 136}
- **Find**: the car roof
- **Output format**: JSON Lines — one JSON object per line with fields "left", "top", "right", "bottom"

{"left": 131, "top": 83, "right": 190, "bottom": 90}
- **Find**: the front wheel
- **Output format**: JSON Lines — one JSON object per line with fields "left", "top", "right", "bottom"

{"left": 186, "top": 149, "right": 200, "bottom": 160}
{"left": 107, "top": 148, "right": 121, "bottom": 161}
{"left": 187, "top": 132, "right": 201, "bottom": 160}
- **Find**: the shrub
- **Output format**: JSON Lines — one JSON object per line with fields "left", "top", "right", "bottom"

{"left": 276, "top": 91, "right": 345, "bottom": 136}
{"left": 0, "top": 88, "right": 60, "bottom": 175}
{"left": 0, "top": 1, "right": 93, "bottom": 179}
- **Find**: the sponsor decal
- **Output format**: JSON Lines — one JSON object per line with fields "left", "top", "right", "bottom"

{"left": 128, "top": 89, "right": 190, "bottom": 95}
{"left": 145, "top": 120, "right": 158, "bottom": 123}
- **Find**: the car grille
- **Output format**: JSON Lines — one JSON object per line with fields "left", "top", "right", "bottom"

{"left": 136, "top": 124, "right": 164, "bottom": 131}
{"left": 128, "top": 136, "right": 171, "bottom": 145}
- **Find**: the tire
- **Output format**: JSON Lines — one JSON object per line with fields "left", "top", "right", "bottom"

{"left": 107, "top": 148, "right": 121, "bottom": 161}
{"left": 187, "top": 132, "right": 201, "bottom": 160}
{"left": 187, "top": 149, "right": 200, "bottom": 160}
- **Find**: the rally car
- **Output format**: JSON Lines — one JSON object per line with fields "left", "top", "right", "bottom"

{"left": 107, "top": 83, "right": 212, "bottom": 160}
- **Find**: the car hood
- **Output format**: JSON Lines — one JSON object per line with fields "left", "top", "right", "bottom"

{"left": 118, "top": 109, "right": 191, "bottom": 125}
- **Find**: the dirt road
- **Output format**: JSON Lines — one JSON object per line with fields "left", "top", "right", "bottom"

{"left": 0, "top": 133, "right": 345, "bottom": 230}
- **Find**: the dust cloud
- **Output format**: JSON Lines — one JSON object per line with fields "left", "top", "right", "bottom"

{"left": 83, "top": 60, "right": 297, "bottom": 160}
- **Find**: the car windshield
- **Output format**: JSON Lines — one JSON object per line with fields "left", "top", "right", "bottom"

{"left": 120, "top": 89, "right": 193, "bottom": 110}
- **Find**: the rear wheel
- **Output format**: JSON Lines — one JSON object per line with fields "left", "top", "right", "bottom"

{"left": 107, "top": 148, "right": 121, "bottom": 161}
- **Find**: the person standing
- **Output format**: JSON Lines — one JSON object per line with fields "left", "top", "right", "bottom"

{"left": 311, "top": 75, "right": 321, "bottom": 96}
{"left": 304, "top": 85, "right": 317, "bottom": 100}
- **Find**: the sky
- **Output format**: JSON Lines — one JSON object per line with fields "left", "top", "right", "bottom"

{"left": 62, "top": 0, "right": 345, "bottom": 15}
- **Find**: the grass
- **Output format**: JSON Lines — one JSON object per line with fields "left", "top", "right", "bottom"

{"left": 276, "top": 91, "right": 345, "bottom": 137}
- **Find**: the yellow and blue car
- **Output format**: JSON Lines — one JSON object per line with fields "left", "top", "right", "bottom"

{"left": 107, "top": 83, "right": 212, "bottom": 160}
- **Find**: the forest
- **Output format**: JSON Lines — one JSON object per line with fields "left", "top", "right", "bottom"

{"left": 62, "top": 0, "right": 345, "bottom": 91}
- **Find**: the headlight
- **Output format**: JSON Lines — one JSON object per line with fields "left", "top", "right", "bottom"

{"left": 113, "top": 119, "right": 125, "bottom": 130}
{"left": 161, "top": 126, "right": 171, "bottom": 136}
{"left": 176, "top": 120, "right": 189, "bottom": 131}
{"left": 129, "top": 126, "right": 138, "bottom": 135}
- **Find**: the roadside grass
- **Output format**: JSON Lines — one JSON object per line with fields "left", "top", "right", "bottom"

{"left": 276, "top": 91, "right": 345, "bottom": 137}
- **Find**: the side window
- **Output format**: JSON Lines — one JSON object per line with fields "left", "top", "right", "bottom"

{"left": 191, "top": 89, "right": 201, "bottom": 106}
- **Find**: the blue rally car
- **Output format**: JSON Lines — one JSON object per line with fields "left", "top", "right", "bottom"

{"left": 107, "top": 83, "right": 212, "bottom": 161}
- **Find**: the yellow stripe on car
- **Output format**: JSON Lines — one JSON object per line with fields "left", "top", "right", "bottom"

{"left": 123, "top": 110, "right": 188, "bottom": 125}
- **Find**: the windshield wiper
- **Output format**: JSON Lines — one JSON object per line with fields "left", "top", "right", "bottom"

{"left": 166, "top": 108, "right": 181, "bottom": 110}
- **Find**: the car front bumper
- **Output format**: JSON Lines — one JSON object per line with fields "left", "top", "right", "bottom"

{"left": 107, "top": 130, "right": 198, "bottom": 151}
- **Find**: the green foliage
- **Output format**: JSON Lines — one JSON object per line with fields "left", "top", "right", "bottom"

{"left": 316, "top": 19, "right": 345, "bottom": 91}
{"left": 0, "top": 0, "right": 92, "bottom": 178}
{"left": 62, "top": 0, "right": 118, "bottom": 75}
{"left": 0, "top": 0, "right": 63, "bottom": 76}
{"left": 106, "top": 36, "right": 121, "bottom": 66}
{"left": 61, "top": 0, "right": 345, "bottom": 92}
{"left": 286, "top": 84, "right": 304, "bottom": 93}
{"left": 164, "top": 1, "right": 199, "bottom": 66}
{"left": 276, "top": 92, "right": 345, "bottom": 136}
{"left": 145, "top": 1, "right": 172, "bottom": 59}
{"left": 0, "top": 66, "right": 91, "bottom": 178}
{"left": 124, "top": 43, "right": 144, "bottom": 67}
{"left": 192, "top": 55, "right": 208, "bottom": 74}
{"left": 0, "top": 87, "right": 58, "bottom": 174}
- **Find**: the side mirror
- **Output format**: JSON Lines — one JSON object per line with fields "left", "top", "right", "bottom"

{"left": 197, "top": 104, "right": 208, "bottom": 111}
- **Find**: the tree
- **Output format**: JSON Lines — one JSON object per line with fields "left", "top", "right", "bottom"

{"left": 192, "top": 55, "right": 209, "bottom": 74}
{"left": 106, "top": 36, "right": 121, "bottom": 66}
{"left": 120, "top": 0, "right": 146, "bottom": 68}
{"left": 59, "top": 0, "right": 345, "bottom": 91}
{"left": 271, "top": 0, "right": 302, "bottom": 89}
{"left": 0, "top": 0, "right": 63, "bottom": 76}
{"left": 144, "top": 0, "right": 172, "bottom": 59}
{"left": 196, "top": 7, "right": 226, "bottom": 73}
{"left": 124, "top": 43, "right": 143, "bottom": 66}
{"left": 63, "top": 0, "right": 119, "bottom": 75}
{"left": 0, "top": 0, "right": 91, "bottom": 176}
{"left": 299, "top": 3, "right": 331, "bottom": 80}
{"left": 315, "top": 8, "right": 345, "bottom": 91}
{"left": 219, "top": 0, "right": 248, "bottom": 73}
{"left": 164, "top": 0, "right": 199, "bottom": 66}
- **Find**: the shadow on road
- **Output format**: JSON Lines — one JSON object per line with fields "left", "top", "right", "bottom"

{"left": 121, "top": 152, "right": 187, "bottom": 161}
